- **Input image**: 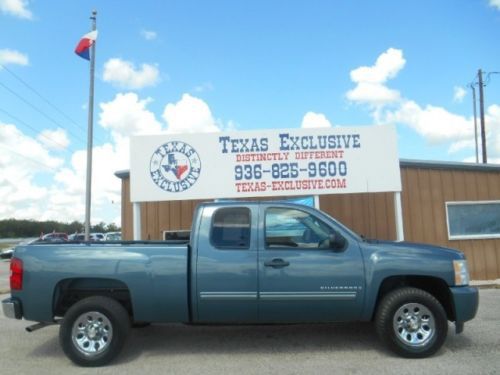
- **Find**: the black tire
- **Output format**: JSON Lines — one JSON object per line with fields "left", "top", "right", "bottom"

{"left": 375, "top": 287, "right": 448, "bottom": 358}
{"left": 59, "top": 296, "right": 131, "bottom": 367}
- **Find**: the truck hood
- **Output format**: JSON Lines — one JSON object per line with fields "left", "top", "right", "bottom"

{"left": 363, "top": 239, "right": 465, "bottom": 260}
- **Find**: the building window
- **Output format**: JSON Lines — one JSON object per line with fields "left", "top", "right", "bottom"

{"left": 211, "top": 207, "right": 251, "bottom": 249}
{"left": 446, "top": 201, "right": 500, "bottom": 240}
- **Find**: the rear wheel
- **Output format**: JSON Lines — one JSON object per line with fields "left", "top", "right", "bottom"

{"left": 59, "top": 296, "right": 130, "bottom": 366}
{"left": 375, "top": 287, "right": 448, "bottom": 358}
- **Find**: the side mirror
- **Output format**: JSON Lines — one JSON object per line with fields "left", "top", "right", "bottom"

{"left": 329, "top": 233, "right": 346, "bottom": 252}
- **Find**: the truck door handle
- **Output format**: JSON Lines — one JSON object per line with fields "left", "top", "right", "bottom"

{"left": 264, "top": 258, "right": 290, "bottom": 268}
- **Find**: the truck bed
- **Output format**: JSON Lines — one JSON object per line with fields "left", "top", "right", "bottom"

{"left": 12, "top": 242, "right": 190, "bottom": 323}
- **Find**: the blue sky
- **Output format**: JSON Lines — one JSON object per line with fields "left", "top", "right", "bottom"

{"left": 1, "top": 0, "right": 500, "bottom": 225}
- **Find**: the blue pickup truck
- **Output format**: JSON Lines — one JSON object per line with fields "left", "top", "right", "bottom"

{"left": 2, "top": 201, "right": 478, "bottom": 366}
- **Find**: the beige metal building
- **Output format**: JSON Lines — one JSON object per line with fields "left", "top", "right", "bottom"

{"left": 116, "top": 160, "right": 500, "bottom": 280}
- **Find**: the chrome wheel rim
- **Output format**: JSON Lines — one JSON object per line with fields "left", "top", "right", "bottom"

{"left": 71, "top": 311, "right": 113, "bottom": 356}
{"left": 393, "top": 303, "right": 435, "bottom": 347}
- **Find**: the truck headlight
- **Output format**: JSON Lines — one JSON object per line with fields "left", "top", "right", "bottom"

{"left": 453, "top": 260, "right": 470, "bottom": 286}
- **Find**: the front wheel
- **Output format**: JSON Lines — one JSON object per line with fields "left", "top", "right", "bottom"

{"left": 375, "top": 287, "right": 448, "bottom": 358}
{"left": 59, "top": 296, "right": 131, "bottom": 366}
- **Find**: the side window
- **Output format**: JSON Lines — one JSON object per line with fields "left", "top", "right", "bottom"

{"left": 211, "top": 207, "right": 251, "bottom": 249}
{"left": 265, "top": 207, "right": 334, "bottom": 249}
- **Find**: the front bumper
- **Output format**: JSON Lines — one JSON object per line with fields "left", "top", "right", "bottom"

{"left": 2, "top": 297, "right": 22, "bottom": 319}
{"left": 450, "top": 286, "right": 479, "bottom": 324}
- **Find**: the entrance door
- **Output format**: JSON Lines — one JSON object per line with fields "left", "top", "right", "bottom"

{"left": 258, "top": 205, "right": 365, "bottom": 323}
{"left": 195, "top": 205, "right": 259, "bottom": 322}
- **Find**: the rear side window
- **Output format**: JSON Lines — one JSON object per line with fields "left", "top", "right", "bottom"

{"left": 211, "top": 207, "right": 251, "bottom": 249}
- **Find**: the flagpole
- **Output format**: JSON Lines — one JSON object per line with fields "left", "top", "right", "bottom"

{"left": 84, "top": 10, "right": 97, "bottom": 241}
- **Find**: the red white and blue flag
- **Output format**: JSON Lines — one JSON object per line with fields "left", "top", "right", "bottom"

{"left": 74, "top": 30, "right": 98, "bottom": 60}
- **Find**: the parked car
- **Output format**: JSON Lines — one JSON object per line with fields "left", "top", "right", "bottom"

{"left": 0, "top": 248, "right": 14, "bottom": 259}
{"left": 69, "top": 234, "right": 86, "bottom": 241}
{"left": 40, "top": 232, "right": 68, "bottom": 242}
{"left": 104, "top": 232, "right": 121, "bottom": 241}
{"left": 1, "top": 238, "right": 37, "bottom": 259}
{"left": 91, "top": 233, "right": 105, "bottom": 241}
{"left": 68, "top": 233, "right": 103, "bottom": 241}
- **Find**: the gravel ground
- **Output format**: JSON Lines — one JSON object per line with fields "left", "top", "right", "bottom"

{"left": 0, "top": 289, "right": 499, "bottom": 375}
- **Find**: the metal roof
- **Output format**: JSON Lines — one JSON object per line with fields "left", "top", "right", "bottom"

{"left": 399, "top": 159, "right": 500, "bottom": 172}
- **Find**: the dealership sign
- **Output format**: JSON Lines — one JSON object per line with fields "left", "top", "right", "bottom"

{"left": 130, "top": 125, "right": 401, "bottom": 202}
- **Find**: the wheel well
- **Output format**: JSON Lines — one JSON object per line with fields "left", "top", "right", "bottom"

{"left": 373, "top": 276, "right": 455, "bottom": 321}
{"left": 53, "top": 278, "right": 133, "bottom": 318}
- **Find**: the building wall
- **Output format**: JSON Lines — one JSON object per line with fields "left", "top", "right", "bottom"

{"left": 119, "top": 163, "right": 500, "bottom": 280}
{"left": 399, "top": 165, "right": 500, "bottom": 280}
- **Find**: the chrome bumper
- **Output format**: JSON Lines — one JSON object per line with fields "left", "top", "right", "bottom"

{"left": 2, "top": 297, "right": 22, "bottom": 319}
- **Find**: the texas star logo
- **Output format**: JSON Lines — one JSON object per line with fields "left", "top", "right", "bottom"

{"left": 149, "top": 141, "right": 201, "bottom": 193}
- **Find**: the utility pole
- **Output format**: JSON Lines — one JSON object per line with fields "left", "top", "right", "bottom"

{"left": 84, "top": 10, "right": 97, "bottom": 241}
{"left": 470, "top": 83, "right": 479, "bottom": 163}
{"left": 478, "top": 69, "right": 487, "bottom": 164}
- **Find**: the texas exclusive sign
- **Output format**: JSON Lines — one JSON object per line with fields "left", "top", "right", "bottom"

{"left": 130, "top": 125, "right": 401, "bottom": 202}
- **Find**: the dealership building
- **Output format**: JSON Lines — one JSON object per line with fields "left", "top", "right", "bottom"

{"left": 115, "top": 126, "right": 500, "bottom": 280}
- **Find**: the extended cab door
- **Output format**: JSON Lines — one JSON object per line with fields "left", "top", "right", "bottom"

{"left": 258, "top": 204, "right": 365, "bottom": 323}
{"left": 194, "top": 204, "right": 259, "bottom": 323}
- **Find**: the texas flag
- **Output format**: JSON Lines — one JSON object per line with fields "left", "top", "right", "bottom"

{"left": 74, "top": 30, "right": 98, "bottom": 60}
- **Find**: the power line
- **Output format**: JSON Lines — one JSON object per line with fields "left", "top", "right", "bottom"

{"left": 0, "top": 63, "right": 87, "bottom": 132}
{"left": 0, "top": 80, "right": 88, "bottom": 146}
{"left": 0, "top": 64, "right": 107, "bottom": 144}
{"left": 484, "top": 71, "right": 500, "bottom": 86}
{"left": 0, "top": 106, "right": 78, "bottom": 154}
{"left": 0, "top": 143, "right": 61, "bottom": 174}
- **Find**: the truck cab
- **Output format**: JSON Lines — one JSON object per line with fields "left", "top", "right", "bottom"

{"left": 193, "top": 202, "right": 365, "bottom": 323}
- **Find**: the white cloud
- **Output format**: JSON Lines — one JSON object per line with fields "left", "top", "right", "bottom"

{"left": 0, "top": 121, "right": 126, "bottom": 223}
{"left": 347, "top": 83, "right": 401, "bottom": 106}
{"left": 346, "top": 48, "right": 500, "bottom": 162}
{"left": 0, "top": 94, "right": 153, "bottom": 223}
{"left": 0, "top": 0, "right": 32, "bottom": 19}
{"left": 52, "top": 142, "right": 125, "bottom": 220}
{"left": 485, "top": 104, "right": 500, "bottom": 157}
{"left": 0, "top": 48, "right": 29, "bottom": 66}
{"left": 141, "top": 29, "right": 157, "bottom": 40}
{"left": 382, "top": 101, "right": 500, "bottom": 161}
{"left": 489, "top": 0, "right": 500, "bottom": 10}
{"left": 37, "top": 128, "right": 70, "bottom": 151}
{"left": 0, "top": 122, "right": 63, "bottom": 219}
{"left": 0, "top": 123, "right": 63, "bottom": 171}
{"left": 2, "top": 92, "right": 235, "bottom": 224}
{"left": 162, "top": 93, "right": 221, "bottom": 133}
{"left": 383, "top": 100, "right": 473, "bottom": 144}
{"left": 453, "top": 86, "right": 467, "bottom": 103}
{"left": 103, "top": 58, "right": 160, "bottom": 89}
{"left": 350, "top": 48, "right": 406, "bottom": 84}
{"left": 346, "top": 48, "right": 405, "bottom": 107}
{"left": 99, "top": 92, "right": 163, "bottom": 140}
{"left": 301, "top": 112, "right": 333, "bottom": 128}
